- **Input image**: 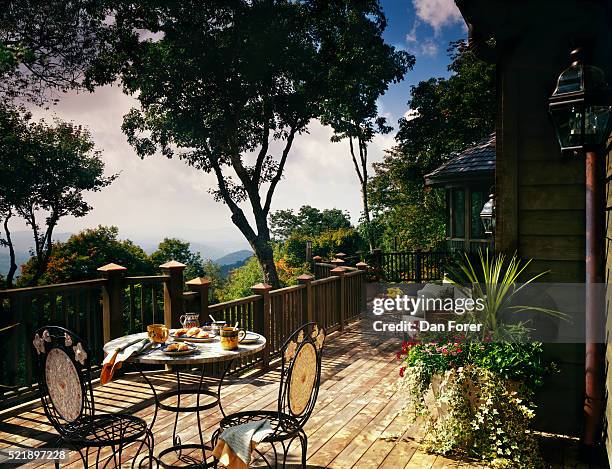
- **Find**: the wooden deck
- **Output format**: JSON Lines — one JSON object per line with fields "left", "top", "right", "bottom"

{"left": 0, "top": 320, "right": 606, "bottom": 468}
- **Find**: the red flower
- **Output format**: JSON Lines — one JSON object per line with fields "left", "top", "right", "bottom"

{"left": 399, "top": 366, "right": 406, "bottom": 377}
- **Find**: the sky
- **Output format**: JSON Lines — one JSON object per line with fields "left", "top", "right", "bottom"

{"left": 14, "top": 0, "right": 468, "bottom": 258}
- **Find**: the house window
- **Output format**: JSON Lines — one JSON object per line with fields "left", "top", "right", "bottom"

{"left": 451, "top": 188, "right": 465, "bottom": 238}
{"left": 470, "top": 189, "right": 486, "bottom": 239}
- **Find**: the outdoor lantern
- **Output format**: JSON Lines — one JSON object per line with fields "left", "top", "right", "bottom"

{"left": 548, "top": 48, "right": 612, "bottom": 155}
{"left": 480, "top": 193, "right": 495, "bottom": 235}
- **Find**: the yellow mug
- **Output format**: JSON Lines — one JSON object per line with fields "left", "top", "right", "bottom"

{"left": 219, "top": 327, "right": 246, "bottom": 350}
{"left": 147, "top": 324, "right": 169, "bottom": 343}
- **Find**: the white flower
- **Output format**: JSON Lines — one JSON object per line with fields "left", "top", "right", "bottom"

{"left": 73, "top": 343, "right": 87, "bottom": 365}
{"left": 42, "top": 330, "right": 51, "bottom": 342}
{"left": 33, "top": 334, "right": 46, "bottom": 355}
{"left": 64, "top": 333, "right": 73, "bottom": 347}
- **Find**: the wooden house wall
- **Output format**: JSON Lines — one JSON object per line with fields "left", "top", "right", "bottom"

{"left": 495, "top": 38, "right": 587, "bottom": 437}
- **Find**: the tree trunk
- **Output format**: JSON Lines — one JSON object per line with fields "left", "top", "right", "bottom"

{"left": 228, "top": 209, "right": 281, "bottom": 289}
{"left": 361, "top": 180, "right": 374, "bottom": 251}
{"left": 251, "top": 237, "right": 280, "bottom": 288}
{"left": 3, "top": 215, "right": 17, "bottom": 288}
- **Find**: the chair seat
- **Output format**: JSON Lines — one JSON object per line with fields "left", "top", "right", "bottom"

{"left": 66, "top": 413, "right": 148, "bottom": 447}
{"left": 219, "top": 410, "right": 301, "bottom": 441}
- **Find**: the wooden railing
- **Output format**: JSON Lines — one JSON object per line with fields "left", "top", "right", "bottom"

{"left": 312, "top": 277, "right": 341, "bottom": 331}
{"left": 0, "top": 260, "right": 367, "bottom": 409}
{"left": 314, "top": 261, "right": 334, "bottom": 279}
{"left": 368, "top": 249, "right": 449, "bottom": 282}
{"left": 124, "top": 276, "right": 168, "bottom": 334}
{"left": 270, "top": 284, "right": 305, "bottom": 358}
{"left": 0, "top": 279, "right": 106, "bottom": 407}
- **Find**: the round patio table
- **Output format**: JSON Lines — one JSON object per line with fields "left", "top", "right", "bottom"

{"left": 104, "top": 332, "right": 266, "bottom": 468}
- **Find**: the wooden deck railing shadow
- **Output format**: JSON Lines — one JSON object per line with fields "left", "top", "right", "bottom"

{"left": 0, "top": 260, "right": 367, "bottom": 411}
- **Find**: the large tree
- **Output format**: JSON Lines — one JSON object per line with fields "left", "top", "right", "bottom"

{"left": 0, "top": 105, "right": 116, "bottom": 287}
{"left": 270, "top": 205, "right": 351, "bottom": 240}
{"left": 18, "top": 226, "right": 152, "bottom": 285}
{"left": 86, "top": 0, "right": 404, "bottom": 287}
{"left": 369, "top": 41, "right": 496, "bottom": 250}
{"left": 0, "top": 0, "right": 106, "bottom": 103}
{"left": 320, "top": 19, "right": 414, "bottom": 250}
{"left": 150, "top": 238, "right": 205, "bottom": 281}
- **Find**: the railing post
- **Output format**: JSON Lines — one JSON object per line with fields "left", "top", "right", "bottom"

{"left": 331, "top": 267, "right": 346, "bottom": 331}
{"left": 415, "top": 249, "right": 422, "bottom": 283}
{"left": 252, "top": 283, "right": 272, "bottom": 370}
{"left": 356, "top": 262, "right": 368, "bottom": 314}
{"left": 297, "top": 274, "right": 315, "bottom": 324}
{"left": 98, "top": 263, "right": 127, "bottom": 343}
{"left": 312, "top": 255, "right": 322, "bottom": 277}
{"left": 186, "top": 277, "right": 211, "bottom": 320}
{"left": 372, "top": 248, "right": 382, "bottom": 269}
{"left": 160, "top": 261, "right": 186, "bottom": 329}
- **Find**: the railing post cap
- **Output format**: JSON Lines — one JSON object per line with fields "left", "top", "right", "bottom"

{"left": 330, "top": 258, "right": 346, "bottom": 265}
{"left": 297, "top": 274, "right": 314, "bottom": 282}
{"left": 159, "top": 260, "right": 187, "bottom": 269}
{"left": 186, "top": 277, "right": 211, "bottom": 286}
{"left": 356, "top": 261, "right": 368, "bottom": 269}
{"left": 330, "top": 267, "right": 346, "bottom": 274}
{"left": 335, "top": 252, "right": 347, "bottom": 258}
{"left": 251, "top": 283, "right": 273, "bottom": 292}
{"left": 312, "top": 255, "right": 323, "bottom": 262}
{"left": 97, "top": 263, "right": 127, "bottom": 273}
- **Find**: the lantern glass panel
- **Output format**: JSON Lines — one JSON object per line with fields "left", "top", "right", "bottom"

{"left": 554, "top": 63, "right": 583, "bottom": 94}
{"left": 583, "top": 105, "right": 612, "bottom": 146}
{"left": 550, "top": 103, "right": 585, "bottom": 149}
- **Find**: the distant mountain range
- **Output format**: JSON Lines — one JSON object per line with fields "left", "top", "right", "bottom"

{"left": 215, "top": 250, "right": 253, "bottom": 266}
{"left": 0, "top": 231, "right": 252, "bottom": 278}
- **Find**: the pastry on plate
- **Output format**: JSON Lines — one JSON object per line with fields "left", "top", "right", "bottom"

{"left": 166, "top": 343, "right": 180, "bottom": 352}
{"left": 175, "top": 328, "right": 188, "bottom": 337}
{"left": 186, "top": 327, "right": 201, "bottom": 337}
{"left": 177, "top": 343, "right": 190, "bottom": 351}
{"left": 196, "top": 330, "right": 210, "bottom": 339}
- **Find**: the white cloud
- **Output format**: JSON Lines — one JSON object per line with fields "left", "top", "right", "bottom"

{"left": 18, "top": 85, "right": 394, "bottom": 251}
{"left": 405, "top": 20, "right": 419, "bottom": 43}
{"left": 412, "top": 0, "right": 463, "bottom": 33}
{"left": 419, "top": 38, "right": 439, "bottom": 57}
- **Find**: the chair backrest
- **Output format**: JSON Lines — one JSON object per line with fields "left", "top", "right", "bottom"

{"left": 32, "top": 326, "right": 95, "bottom": 438}
{"left": 277, "top": 322, "right": 325, "bottom": 430}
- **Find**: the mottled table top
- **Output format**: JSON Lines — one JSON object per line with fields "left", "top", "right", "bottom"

{"left": 103, "top": 331, "right": 266, "bottom": 365}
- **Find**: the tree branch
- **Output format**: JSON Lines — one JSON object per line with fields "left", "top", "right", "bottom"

{"left": 263, "top": 125, "right": 298, "bottom": 215}
{"left": 209, "top": 153, "right": 258, "bottom": 242}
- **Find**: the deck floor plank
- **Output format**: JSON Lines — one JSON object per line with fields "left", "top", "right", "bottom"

{"left": 0, "top": 320, "right": 603, "bottom": 468}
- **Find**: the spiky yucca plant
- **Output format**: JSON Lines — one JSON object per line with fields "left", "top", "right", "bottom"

{"left": 445, "top": 249, "right": 566, "bottom": 341}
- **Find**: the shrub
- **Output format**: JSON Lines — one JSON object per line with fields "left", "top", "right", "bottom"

{"left": 401, "top": 365, "right": 543, "bottom": 468}
{"left": 397, "top": 338, "right": 551, "bottom": 467}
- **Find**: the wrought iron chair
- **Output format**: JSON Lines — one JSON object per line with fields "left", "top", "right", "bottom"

{"left": 211, "top": 322, "right": 325, "bottom": 468}
{"left": 32, "top": 326, "right": 153, "bottom": 468}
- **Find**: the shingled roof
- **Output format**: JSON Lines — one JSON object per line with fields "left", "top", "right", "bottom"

{"left": 424, "top": 133, "right": 495, "bottom": 187}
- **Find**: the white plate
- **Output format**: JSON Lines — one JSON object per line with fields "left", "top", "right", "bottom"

{"left": 162, "top": 344, "right": 197, "bottom": 356}
{"left": 173, "top": 334, "right": 217, "bottom": 343}
{"left": 171, "top": 329, "right": 216, "bottom": 343}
